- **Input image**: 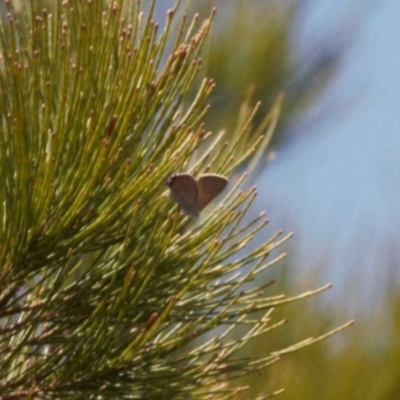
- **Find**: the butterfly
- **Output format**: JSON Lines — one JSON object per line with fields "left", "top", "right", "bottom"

{"left": 166, "top": 173, "right": 228, "bottom": 216}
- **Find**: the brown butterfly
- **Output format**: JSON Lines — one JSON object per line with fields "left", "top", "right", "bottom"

{"left": 166, "top": 173, "right": 228, "bottom": 216}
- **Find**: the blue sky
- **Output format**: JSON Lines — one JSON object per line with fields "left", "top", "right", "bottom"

{"left": 256, "top": 0, "right": 400, "bottom": 309}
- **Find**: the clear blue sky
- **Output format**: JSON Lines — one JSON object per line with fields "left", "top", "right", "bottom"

{"left": 256, "top": 0, "right": 400, "bottom": 309}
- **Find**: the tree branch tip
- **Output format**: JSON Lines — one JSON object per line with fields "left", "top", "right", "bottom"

{"left": 261, "top": 315, "right": 271, "bottom": 323}
{"left": 234, "top": 385, "right": 250, "bottom": 393}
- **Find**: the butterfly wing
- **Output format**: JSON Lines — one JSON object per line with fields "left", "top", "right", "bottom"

{"left": 197, "top": 174, "right": 228, "bottom": 211}
{"left": 166, "top": 173, "right": 199, "bottom": 216}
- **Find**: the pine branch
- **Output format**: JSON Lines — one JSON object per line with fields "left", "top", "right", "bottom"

{"left": 0, "top": 1, "right": 350, "bottom": 399}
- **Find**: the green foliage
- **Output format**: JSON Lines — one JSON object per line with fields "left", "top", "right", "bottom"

{"left": 0, "top": 1, "right": 348, "bottom": 399}
{"left": 246, "top": 276, "right": 400, "bottom": 400}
